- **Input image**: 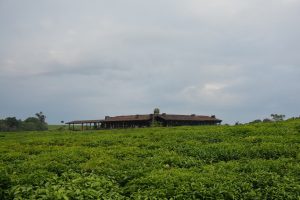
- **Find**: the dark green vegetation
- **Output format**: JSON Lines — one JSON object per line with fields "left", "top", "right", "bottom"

{"left": 1, "top": 119, "right": 300, "bottom": 199}
{"left": 47, "top": 125, "right": 68, "bottom": 131}
{"left": 0, "top": 112, "right": 47, "bottom": 132}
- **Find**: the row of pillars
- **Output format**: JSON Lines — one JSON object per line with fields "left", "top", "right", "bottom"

{"left": 102, "top": 122, "right": 150, "bottom": 129}
{"left": 68, "top": 122, "right": 101, "bottom": 131}
{"left": 68, "top": 121, "right": 220, "bottom": 130}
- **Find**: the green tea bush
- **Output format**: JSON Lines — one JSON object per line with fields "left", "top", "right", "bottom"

{"left": 0, "top": 171, "right": 12, "bottom": 200}
{"left": 0, "top": 119, "right": 299, "bottom": 199}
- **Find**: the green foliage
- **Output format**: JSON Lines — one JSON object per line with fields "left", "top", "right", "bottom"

{"left": 271, "top": 114, "right": 286, "bottom": 122}
{"left": 35, "top": 111, "right": 46, "bottom": 124}
{"left": 0, "top": 113, "right": 48, "bottom": 132}
{"left": 263, "top": 118, "right": 272, "bottom": 122}
{"left": 153, "top": 108, "right": 160, "bottom": 115}
{"left": 296, "top": 124, "right": 300, "bottom": 133}
{"left": 0, "top": 120, "right": 300, "bottom": 199}
{"left": 23, "top": 117, "right": 47, "bottom": 131}
{"left": 0, "top": 170, "right": 12, "bottom": 199}
{"left": 0, "top": 117, "right": 21, "bottom": 131}
{"left": 0, "top": 120, "right": 9, "bottom": 131}
{"left": 5, "top": 117, "right": 21, "bottom": 129}
{"left": 151, "top": 120, "right": 162, "bottom": 127}
{"left": 249, "top": 119, "right": 262, "bottom": 124}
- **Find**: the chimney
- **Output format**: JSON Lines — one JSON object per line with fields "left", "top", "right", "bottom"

{"left": 191, "top": 114, "right": 196, "bottom": 117}
{"left": 211, "top": 115, "right": 216, "bottom": 118}
{"left": 105, "top": 116, "right": 110, "bottom": 120}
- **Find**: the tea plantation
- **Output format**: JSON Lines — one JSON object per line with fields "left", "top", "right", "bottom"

{"left": 1, "top": 119, "right": 300, "bottom": 199}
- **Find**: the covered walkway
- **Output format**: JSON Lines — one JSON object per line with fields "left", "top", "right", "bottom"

{"left": 65, "top": 120, "right": 104, "bottom": 130}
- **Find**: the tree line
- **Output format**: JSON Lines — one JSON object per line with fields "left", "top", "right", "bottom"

{"left": 236, "top": 113, "right": 300, "bottom": 125}
{"left": 0, "top": 112, "right": 47, "bottom": 131}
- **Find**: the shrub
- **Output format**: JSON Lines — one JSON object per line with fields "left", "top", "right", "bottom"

{"left": 0, "top": 171, "right": 12, "bottom": 200}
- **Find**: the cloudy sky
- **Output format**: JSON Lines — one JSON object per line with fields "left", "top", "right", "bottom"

{"left": 0, "top": 0, "right": 299, "bottom": 124}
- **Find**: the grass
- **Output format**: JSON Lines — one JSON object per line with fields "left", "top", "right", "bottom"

{"left": 0, "top": 119, "right": 300, "bottom": 199}
{"left": 47, "top": 124, "right": 67, "bottom": 130}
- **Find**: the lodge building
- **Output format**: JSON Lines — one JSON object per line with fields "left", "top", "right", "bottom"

{"left": 66, "top": 112, "right": 222, "bottom": 130}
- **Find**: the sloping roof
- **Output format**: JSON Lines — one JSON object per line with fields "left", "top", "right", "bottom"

{"left": 66, "top": 119, "right": 104, "bottom": 124}
{"left": 104, "top": 115, "right": 152, "bottom": 122}
{"left": 66, "top": 114, "right": 222, "bottom": 124}
{"left": 104, "top": 114, "right": 221, "bottom": 122}
{"left": 158, "top": 114, "right": 221, "bottom": 122}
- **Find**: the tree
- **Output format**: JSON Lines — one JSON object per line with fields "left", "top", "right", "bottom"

{"left": 0, "top": 112, "right": 48, "bottom": 132}
{"left": 151, "top": 120, "right": 162, "bottom": 127}
{"left": 263, "top": 118, "right": 272, "bottom": 123}
{"left": 270, "top": 114, "right": 285, "bottom": 122}
{"left": 0, "top": 120, "right": 8, "bottom": 131}
{"left": 151, "top": 108, "right": 162, "bottom": 127}
{"left": 35, "top": 112, "right": 46, "bottom": 123}
{"left": 153, "top": 108, "right": 160, "bottom": 115}
{"left": 24, "top": 117, "right": 47, "bottom": 130}
{"left": 22, "top": 121, "right": 38, "bottom": 131}
{"left": 249, "top": 119, "right": 262, "bottom": 124}
{"left": 5, "top": 117, "right": 21, "bottom": 130}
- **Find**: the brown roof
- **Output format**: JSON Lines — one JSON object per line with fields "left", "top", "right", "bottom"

{"left": 66, "top": 119, "right": 104, "bottom": 124}
{"left": 104, "top": 114, "right": 152, "bottom": 122}
{"left": 105, "top": 114, "right": 221, "bottom": 122}
{"left": 66, "top": 114, "right": 222, "bottom": 124}
{"left": 158, "top": 114, "right": 221, "bottom": 122}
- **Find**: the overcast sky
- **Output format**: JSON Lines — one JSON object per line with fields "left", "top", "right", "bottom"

{"left": 0, "top": 0, "right": 299, "bottom": 124}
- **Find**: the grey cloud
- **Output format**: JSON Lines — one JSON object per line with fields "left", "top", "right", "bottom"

{"left": 0, "top": 0, "right": 300, "bottom": 124}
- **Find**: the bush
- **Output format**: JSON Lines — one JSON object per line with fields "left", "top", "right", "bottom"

{"left": 0, "top": 171, "right": 12, "bottom": 200}
{"left": 1, "top": 118, "right": 300, "bottom": 199}
{"left": 249, "top": 119, "right": 262, "bottom": 124}
{"left": 24, "top": 117, "right": 47, "bottom": 131}
{"left": 0, "top": 113, "right": 48, "bottom": 132}
{"left": 0, "top": 120, "right": 9, "bottom": 131}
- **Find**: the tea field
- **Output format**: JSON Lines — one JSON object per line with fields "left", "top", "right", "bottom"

{"left": 1, "top": 119, "right": 300, "bottom": 199}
